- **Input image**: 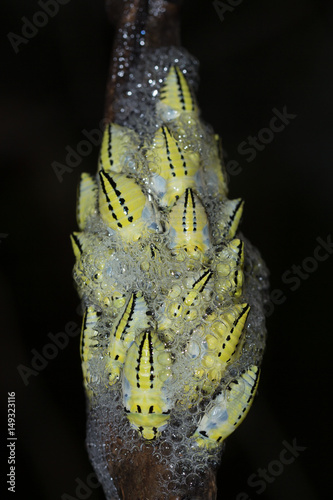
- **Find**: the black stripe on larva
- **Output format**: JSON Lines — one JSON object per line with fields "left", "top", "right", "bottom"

{"left": 192, "top": 269, "right": 213, "bottom": 291}
{"left": 105, "top": 172, "right": 121, "bottom": 197}
{"left": 149, "top": 406, "right": 154, "bottom": 414}
{"left": 175, "top": 67, "right": 186, "bottom": 111}
{"left": 136, "top": 332, "right": 147, "bottom": 388}
{"left": 100, "top": 171, "right": 134, "bottom": 226}
{"left": 107, "top": 124, "right": 114, "bottom": 167}
{"left": 178, "top": 145, "right": 187, "bottom": 176}
{"left": 119, "top": 294, "right": 137, "bottom": 341}
{"left": 233, "top": 240, "right": 243, "bottom": 291}
{"left": 148, "top": 331, "right": 154, "bottom": 387}
{"left": 183, "top": 188, "right": 189, "bottom": 232}
{"left": 113, "top": 295, "right": 131, "bottom": 340}
{"left": 230, "top": 304, "right": 250, "bottom": 334}
{"left": 247, "top": 369, "right": 259, "bottom": 403}
{"left": 189, "top": 189, "right": 197, "bottom": 232}
{"left": 99, "top": 171, "right": 115, "bottom": 215}
{"left": 137, "top": 405, "right": 142, "bottom": 413}
{"left": 199, "top": 430, "right": 209, "bottom": 438}
{"left": 72, "top": 233, "right": 83, "bottom": 254}
{"left": 223, "top": 199, "right": 243, "bottom": 238}
{"left": 162, "top": 127, "right": 176, "bottom": 177}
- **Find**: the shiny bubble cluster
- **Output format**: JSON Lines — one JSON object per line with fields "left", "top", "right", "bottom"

{"left": 71, "top": 48, "right": 269, "bottom": 499}
{"left": 112, "top": 46, "right": 200, "bottom": 137}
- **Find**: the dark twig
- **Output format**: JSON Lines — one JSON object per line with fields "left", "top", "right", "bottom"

{"left": 104, "top": 0, "right": 182, "bottom": 123}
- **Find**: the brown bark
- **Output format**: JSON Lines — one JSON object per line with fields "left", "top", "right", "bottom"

{"left": 106, "top": 429, "right": 218, "bottom": 499}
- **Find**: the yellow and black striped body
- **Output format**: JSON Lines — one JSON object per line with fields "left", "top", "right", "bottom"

{"left": 214, "top": 198, "right": 244, "bottom": 243}
{"left": 146, "top": 126, "right": 201, "bottom": 207}
{"left": 192, "top": 366, "right": 260, "bottom": 448}
{"left": 123, "top": 330, "right": 172, "bottom": 439}
{"left": 168, "top": 188, "right": 211, "bottom": 257}
{"left": 99, "top": 171, "right": 145, "bottom": 233}
{"left": 99, "top": 123, "right": 138, "bottom": 174}
{"left": 107, "top": 293, "right": 150, "bottom": 385}
{"left": 188, "top": 303, "right": 250, "bottom": 392}
{"left": 158, "top": 65, "right": 197, "bottom": 115}
{"left": 158, "top": 269, "right": 213, "bottom": 337}
{"left": 80, "top": 306, "right": 101, "bottom": 400}
{"left": 98, "top": 170, "right": 161, "bottom": 243}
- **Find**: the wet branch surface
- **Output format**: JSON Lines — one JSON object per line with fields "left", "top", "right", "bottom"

{"left": 104, "top": 0, "right": 181, "bottom": 123}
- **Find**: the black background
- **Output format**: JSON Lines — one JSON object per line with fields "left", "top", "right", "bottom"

{"left": 1, "top": 1, "right": 332, "bottom": 499}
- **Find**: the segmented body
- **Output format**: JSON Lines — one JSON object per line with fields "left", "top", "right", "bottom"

{"left": 107, "top": 292, "right": 150, "bottom": 384}
{"left": 192, "top": 365, "right": 260, "bottom": 447}
{"left": 123, "top": 330, "right": 172, "bottom": 439}
{"left": 72, "top": 65, "right": 261, "bottom": 449}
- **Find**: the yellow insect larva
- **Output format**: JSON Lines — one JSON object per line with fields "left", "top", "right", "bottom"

{"left": 80, "top": 305, "right": 101, "bottom": 400}
{"left": 158, "top": 269, "right": 213, "bottom": 335}
{"left": 192, "top": 365, "right": 260, "bottom": 448}
{"left": 123, "top": 329, "right": 172, "bottom": 440}
{"left": 70, "top": 232, "right": 85, "bottom": 261}
{"left": 76, "top": 173, "right": 98, "bottom": 231}
{"left": 70, "top": 231, "right": 92, "bottom": 293}
{"left": 146, "top": 126, "right": 201, "bottom": 207}
{"left": 183, "top": 269, "right": 213, "bottom": 312}
{"left": 214, "top": 198, "right": 244, "bottom": 243}
{"left": 214, "top": 238, "right": 244, "bottom": 299}
{"left": 191, "top": 303, "right": 250, "bottom": 387}
{"left": 168, "top": 188, "right": 211, "bottom": 257}
{"left": 98, "top": 170, "right": 146, "bottom": 231}
{"left": 157, "top": 65, "right": 198, "bottom": 117}
{"left": 98, "top": 171, "right": 161, "bottom": 242}
{"left": 107, "top": 293, "right": 150, "bottom": 385}
{"left": 70, "top": 231, "right": 118, "bottom": 308}
{"left": 99, "top": 122, "right": 139, "bottom": 174}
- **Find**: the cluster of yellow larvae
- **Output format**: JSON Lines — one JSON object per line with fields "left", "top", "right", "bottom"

{"left": 71, "top": 66, "right": 260, "bottom": 449}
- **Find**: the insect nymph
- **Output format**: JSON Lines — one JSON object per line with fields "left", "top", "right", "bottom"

{"left": 72, "top": 63, "right": 265, "bottom": 456}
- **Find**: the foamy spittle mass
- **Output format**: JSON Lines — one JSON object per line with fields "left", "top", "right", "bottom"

{"left": 71, "top": 46, "right": 268, "bottom": 499}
